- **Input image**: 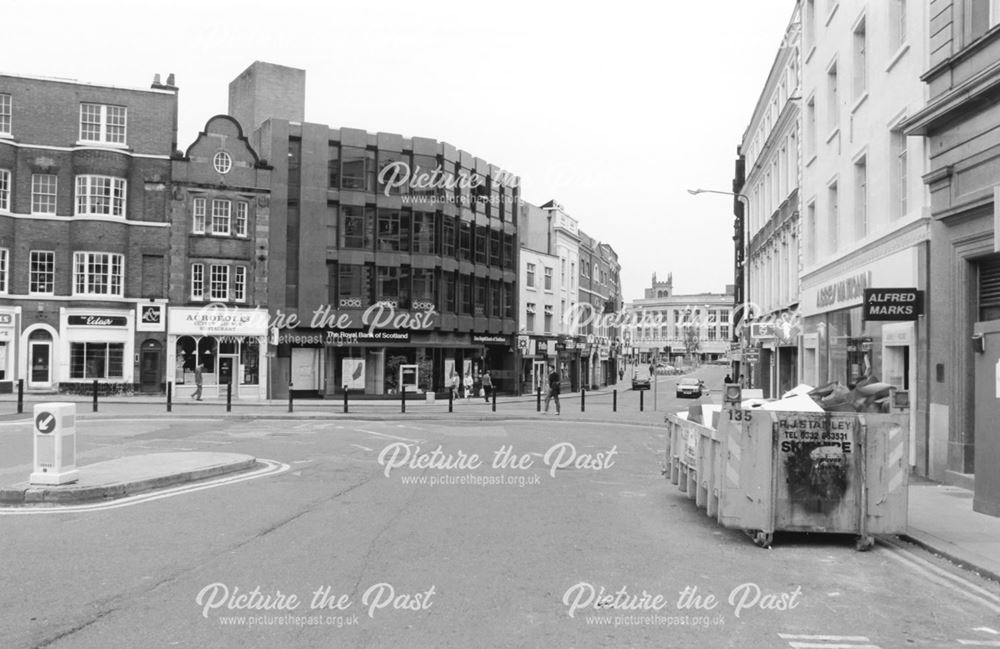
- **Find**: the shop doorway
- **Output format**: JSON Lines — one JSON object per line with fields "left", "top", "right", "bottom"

{"left": 218, "top": 355, "right": 238, "bottom": 387}
{"left": 291, "top": 348, "right": 319, "bottom": 391}
{"left": 28, "top": 329, "right": 53, "bottom": 389}
{"left": 532, "top": 360, "right": 547, "bottom": 393}
{"left": 973, "top": 320, "right": 1000, "bottom": 514}
{"left": 140, "top": 340, "right": 162, "bottom": 393}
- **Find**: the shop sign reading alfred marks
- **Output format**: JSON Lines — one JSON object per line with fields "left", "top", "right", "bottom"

{"left": 862, "top": 288, "right": 924, "bottom": 321}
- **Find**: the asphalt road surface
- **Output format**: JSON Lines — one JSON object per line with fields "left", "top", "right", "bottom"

{"left": 2, "top": 373, "right": 999, "bottom": 648}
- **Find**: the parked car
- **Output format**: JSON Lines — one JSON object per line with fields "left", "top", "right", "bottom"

{"left": 676, "top": 377, "right": 703, "bottom": 399}
{"left": 632, "top": 368, "right": 651, "bottom": 391}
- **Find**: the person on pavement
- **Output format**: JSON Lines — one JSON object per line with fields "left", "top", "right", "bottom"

{"left": 192, "top": 363, "right": 204, "bottom": 401}
{"left": 450, "top": 372, "right": 460, "bottom": 400}
{"left": 724, "top": 373, "right": 733, "bottom": 384}
{"left": 463, "top": 373, "right": 474, "bottom": 400}
{"left": 481, "top": 371, "right": 493, "bottom": 403}
{"left": 618, "top": 367, "right": 624, "bottom": 382}
{"left": 544, "top": 366, "right": 561, "bottom": 415}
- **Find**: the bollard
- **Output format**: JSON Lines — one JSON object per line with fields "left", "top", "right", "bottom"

{"left": 226, "top": 381, "right": 232, "bottom": 413}
{"left": 536, "top": 387, "right": 542, "bottom": 412}
{"left": 167, "top": 381, "right": 172, "bottom": 412}
{"left": 449, "top": 389, "right": 453, "bottom": 413}
{"left": 581, "top": 387, "right": 586, "bottom": 412}
{"left": 92, "top": 379, "right": 99, "bottom": 412}
{"left": 640, "top": 389, "right": 644, "bottom": 412}
{"left": 288, "top": 384, "right": 294, "bottom": 413}
{"left": 401, "top": 385, "right": 406, "bottom": 413}
{"left": 17, "top": 379, "right": 23, "bottom": 414}
{"left": 492, "top": 386, "right": 497, "bottom": 412}
{"left": 613, "top": 389, "right": 617, "bottom": 412}
{"left": 343, "top": 386, "right": 349, "bottom": 414}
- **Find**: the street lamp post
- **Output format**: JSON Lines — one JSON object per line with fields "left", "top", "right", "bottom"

{"left": 687, "top": 188, "right": 752, "bottom": 387}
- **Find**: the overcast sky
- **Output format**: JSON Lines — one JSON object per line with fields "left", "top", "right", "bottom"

{"left": 7, "top": 0, "right": 793, "bottom": 303}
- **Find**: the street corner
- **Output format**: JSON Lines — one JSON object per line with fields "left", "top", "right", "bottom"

{"left": 0, "top": 451, "right": 281, "bottom": 509}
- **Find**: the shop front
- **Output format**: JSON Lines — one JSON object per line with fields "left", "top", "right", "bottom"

{"left": 799, "top": 245, "right": 925, "bottom": 471}
{"left": 279, "top": 328, "right": 507, "bottom": 397}
{"left": 57, "top": 309, "right": 135, "bottom": 393}
{"left": 168, "top": 306, "right": 268, "bottom": 401}
{"left": 519, "top": 337, "right": 553, "bottom": 395}
{"left": 0, "top": 308, "right": 18, "bottom": 392}
{"left": 554, "top": 337, "right": 580, "bottom": 392}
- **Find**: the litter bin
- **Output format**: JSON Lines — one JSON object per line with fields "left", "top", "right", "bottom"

{"left": 665, "top": 402, "right": 908, "bottom": 550}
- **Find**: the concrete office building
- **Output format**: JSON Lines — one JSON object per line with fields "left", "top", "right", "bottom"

{"left": 904, "top": 0, "right": 1000, "bottom": 507}
{"left": 228, "top": 62, "right": 520, "bottom": 398}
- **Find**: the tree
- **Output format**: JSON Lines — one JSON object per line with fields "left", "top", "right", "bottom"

{"left": 683, "top": 324, "right": 701, "bottom": 364}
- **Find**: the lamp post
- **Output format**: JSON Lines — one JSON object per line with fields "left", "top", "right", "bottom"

{"left": 687, "top": 188, "right": 753, "bottom": 387}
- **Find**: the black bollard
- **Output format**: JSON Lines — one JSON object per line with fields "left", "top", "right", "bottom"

{"left": 640, "top": 389, "right": 644, "bottom": 412}
{"left": 581, "top": 387, "right": 586, "bottom": 412}
{"left": 536, "top": 386, "right": 541, "bottom": 412}
{"left": 613, "top": 389, "right": 617, "bottom": 412}
{"left": 401, "top": 385, "right": 406, "bottom": 413}
{"left": 343, "top": 386, "right": 349, "bottom": 413}
{"left": 492, "top": 386, "right": 497, "bottom": 412}
{"left": 226, "top": 381, "right": 232, "bottom": 412}
{"left": 448, "top": 389, "right": 453, "bottom": 413}
{"left": 167, "top": 382, "right": 172, "bottom": 412}
{"left": 288, "top": 384, "right": 294, "bottom": 413}
{"left": 17, "top": 379, "right": 23, "bottom": 414}
{"left": 92, "top": 379, "right": 98, "bottom": 412}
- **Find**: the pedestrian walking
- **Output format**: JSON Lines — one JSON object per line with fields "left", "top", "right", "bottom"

{"left": 450, "top": 372, "right": 460, "bottom": 400}
{"left": 618, "top": 367, "right": 624, "bottom": 382}
{"left": 481, "top": 371, "right": 493, "bottom": 403}
{"left": 544, "top": 366, "right": 561, "bottom": 415}
{"left": 192, "top": 363, "right": 204, "bottom": 401}
{"left": 463, "top": 373, "right": 473, "bottom": 400}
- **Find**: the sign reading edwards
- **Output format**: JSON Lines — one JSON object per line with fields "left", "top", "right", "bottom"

{"left": 862, "top": 288, "right": 924, "bottom": 321}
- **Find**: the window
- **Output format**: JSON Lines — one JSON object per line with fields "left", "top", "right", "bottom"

{"left": 854, "top": 156, "right": 867, "bottom": 239}
{"left": 377, "top": 209, "right": 410, "bottom": 251}
{"left": 412, "top": 268, "right": 435, "bottom": 305}
{"left": 234, "top": 266, "right": 247, "bottom": 302}
{"left": 544, "top": 266, "right": 553, "bottom": 290}
{"left": 31, "top": 174, "right": 58, "bottom": 215}
{"left": 211, "top": 199, "right": 231, "bottom": 235}
{"left": 79, "top": 103, "right": 126, "bottom": 144}
{"left": 503, "top": 234, "right": 514, "bottom": 270}
{"left": 561, "top": 259, "right": 566, "bottom": 283}
{"left": 828, "top": 182, "right": 839, "bottom": 254}
{"left": 328, "top": 144, "right": 340, "bottom": 188}
{"left": 0, "top": 169, "right": 8, "bottom": 211}
{"left": 891, "top": 128, "right": 908, "bottom": 220}
{"left": 412, "top": 213, "right": 435, "bottom": 253}
{"left": 474, "top": 226, "right": 487, "bottom": 264}
{"left": 442, "top": 217, "right": 456, "bottom": 257}
{"left": 459, "top": 221, "right": 472, "bottom": 261}
{"left": 70, "top": 342, "right": 124, "bottom": 379}
{"left": 544, "top": 310, "right": 553, "bottom": 334}
{"left": 970, "top": 0, "right": 1000, "bottom": 39}
{"left": 526, "top": 263, "right": 536, "bottom": 288}
{"left": 339, "top": 264, "right": 373, "bottom": 308}
{"left": 341, "top": 205, "right": 373, "bottom": 250}
{"left": 489, "top": 229, "right": 501, "bottom": 266}
{"left": 805, "top": 98, "right": 816, "bottom": 159}
{"left": 213, "top": 151, "right": 232, "bottom": 174}
{"left": 890, "top": 0, "right": 907, "bottom": 51}
{"left": 827, "top": 62, "right": 839, "bottom": 131}
{"left": 75, "top": 175, "right": 126, "bottom": 217}
{"left": 73, "top": 252, "right": 123, "bottom": 296}
{"left": 192, "top": 198, "right": 206, "bottom": 233}
{"left": 0, "top": 248, "right": 7, "bottom": 293}
{"left": 235, "top": 201, "right": 248, "bottom": 237}
{"left": 210, "top": 264, "right": 229, "bottom": 301}
{"left": 0, "top": 94, "right": 10, "bottom": 135}
{"left": 526, "top": 302, "right": 536, "bottom": 332}
{"left": 853, "top": 19, "right": 867, "bottom": 99}
{"left": 29, "top": 251, "right": 55, "bottom": 294}
{"left": 191, "top": 263, "right": 204, "bottom": 300}
{"left": 340, "top": 147, "right": 375, "bottom": 191}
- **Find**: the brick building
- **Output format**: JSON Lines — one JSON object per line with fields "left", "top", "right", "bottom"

{"left": 166, "top": 115, "right": 272, "bottom": 401}
{"left": 0, "top": 72, "right": 178, "bottom": 393}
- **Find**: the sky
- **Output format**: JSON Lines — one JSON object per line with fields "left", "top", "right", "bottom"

{"left": 6, "top": 0, "right": 794, "bottom": 303}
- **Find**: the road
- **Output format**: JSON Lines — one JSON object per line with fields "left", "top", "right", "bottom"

{"left": 1, "top": 365, "right": 999, "bottom": 648}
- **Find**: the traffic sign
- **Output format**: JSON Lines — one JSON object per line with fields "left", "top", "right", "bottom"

{"left": 35, "top": 411, "right": 56, "bottom": 434}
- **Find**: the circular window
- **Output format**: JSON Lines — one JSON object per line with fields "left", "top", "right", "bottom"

{"left": 213, "top": 151, "right": 232, "bottom": 174}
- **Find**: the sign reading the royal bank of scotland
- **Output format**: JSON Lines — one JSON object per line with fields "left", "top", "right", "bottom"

{"left": 472, "top": 334, "right": 508, "bottom": 345}
{"left": 862, "top": 288, "right": 924, "bottom": 321}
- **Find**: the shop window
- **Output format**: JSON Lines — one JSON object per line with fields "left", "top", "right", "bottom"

{"left": 241, "top": 338, "right": 260, "bottom": 384}
{"left": 70, "top": 342, "right": 124, "bottom": 379}
{"left": 175, "top": 336, "right": 197, "bottom": 380}
{"left": 198, "top": 337, "right": 217, "bottom": 373}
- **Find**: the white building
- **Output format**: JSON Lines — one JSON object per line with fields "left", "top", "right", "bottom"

{"left": 797, "top": 0, "right": 928, "bottom": 467}
{"left": 739, "top": 4, "right": 802, "bottom": 398}
{"left": 518, "top": 245, "right": 561, "bottom": 393}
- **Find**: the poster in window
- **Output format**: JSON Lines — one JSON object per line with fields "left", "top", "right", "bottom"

{"left": 343, "top": 358, "right": 366, "bottom": 391}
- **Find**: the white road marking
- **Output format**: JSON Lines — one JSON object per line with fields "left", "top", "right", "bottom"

{"left": 778, "top": 636, "right": 879, "bottom": 649}
{"left": 878, "top": 539, "right": 1000, "bottom": 614}
{"left": 356, "top": 428, "right": 424, "bottom": 444}
{"left": 779, "top": 636, "right": 873, "bottom": 642}
{"left": 974, "top": 628, "right": 1000, "bottom": 635}
{"left": 0, "top": 459, "right": 289, "bottom": 515}
{"left": 958, "top": 642, "right": 1000, "bottom": 646}
{"left": 350, "top": 444, "right": 374, "bottom": 452}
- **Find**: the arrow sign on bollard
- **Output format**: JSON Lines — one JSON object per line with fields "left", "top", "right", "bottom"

{"left": 36, "top": 411, "right": 56, "bottom": 434}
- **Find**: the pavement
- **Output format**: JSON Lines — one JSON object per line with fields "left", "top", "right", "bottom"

{"left": 2, "top": 370, "right": 1000, "bottom": 589}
